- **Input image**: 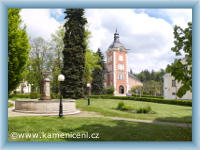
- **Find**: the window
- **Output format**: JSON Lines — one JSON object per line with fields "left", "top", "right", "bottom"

{"left": 172, "top": 80, "right": 176, "bottom": 87}
{"left": 110, "top": 56, "right": 112, "bottom": 62}
{"left": 118, "top": 74, "right": 124, "bottom": 80}
{"left": 172, "top": 92, "right": 176, "bottom": 95}
{"left": 118, "top": 64, "right": 124, "bottom": 71}
{"left": 119, "top": 55, "right": 123, "bottom": 61}
{"left": 183, "top": 64, "right": 187, "bottom": 70}
{"left": 110, "top": 74, "right": 112, "bottom": 80}
{"left": 110, "top": 65, "right": 112, "bottom": 71}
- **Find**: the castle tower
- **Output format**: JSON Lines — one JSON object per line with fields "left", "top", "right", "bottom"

{"left": 105, "top": 28, "right": 129, "bottom": 94}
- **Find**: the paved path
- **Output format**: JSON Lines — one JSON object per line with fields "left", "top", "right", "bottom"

{"left": 8, "top": 100, "right": 192, "bottom": 127}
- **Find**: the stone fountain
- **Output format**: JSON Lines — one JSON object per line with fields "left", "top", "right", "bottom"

{"left": 14, "top": 71, "right": 80, "bottom": 115}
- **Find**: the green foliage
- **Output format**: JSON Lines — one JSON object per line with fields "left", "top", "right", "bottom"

{"left": 49, "top": 23, "right": 65, "bottom": 94}
{"left": 8, "top": 9, "right": 30, "bottom": 94}
{"left": 116, "top": 102, "right": 152, "bottom": 113}
{"left": 83, "top": 27, "right": 102, "bottom": 85}
{"left": 166, "top": 22, "right": 192, "bottom": 98}
{"left": 117, "top": 102, "right": 125, "bottom": 109}
{"left": 50, "top": 93, "right": 55, "bottom": 99}
{"left": 105, "top": 86, "right": 115, "bottom": 95}
{"left": 55, "top": 93, "right": 60, "bottom": 99}
{"left": 25, "top": 37, "right": 51, "bottom": 94}
{"left": 89, "top": 95, "right": 192, "bottom": 107}
{"left": 136, "top": 106, "right": 152, "bottom": 113}
{"left": 9, "top": 94, "right": 30, "bottom": 98}
{"left": 121, "top": 105, "right": 135, "bottom": 111}
{"left": 133, "top": 69, "right": 165, "bottom": 83}
{"left": 91, "top": 48, "right": 106, "bottom": 95}
{"left": 131, "top": 69, "right": 165, "bottom": 96}
{"left": 117, "top": 102, "right": 135, "bottom": 111}
{"left": 132, "top": 94, "right": 164, "bottom": 99}
{"left": 62, "top": 9, "right": 87, "bottom": 99}
{"left": 8, "top": 102, "right": 14, "bottom": 108}
{"left": 30, "top": 92, "right": 38, "bottom": 99}
{"left": 131, "top": 85, "right": 143, "bottom": 97}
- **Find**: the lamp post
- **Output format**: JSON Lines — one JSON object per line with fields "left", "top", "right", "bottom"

{"left": 58, "top": 74, "right": 65, "bottom": 117}
{"left": 87, "top": 83, "right": 91, "bottom": 105}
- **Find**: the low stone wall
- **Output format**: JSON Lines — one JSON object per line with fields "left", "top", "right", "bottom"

{"left": 15, "top": 99, "right": 80, "bottom": 114}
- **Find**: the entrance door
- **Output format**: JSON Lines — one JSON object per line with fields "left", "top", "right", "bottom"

{"left": 119, "top": 85, "right": 124, "bottom": 94}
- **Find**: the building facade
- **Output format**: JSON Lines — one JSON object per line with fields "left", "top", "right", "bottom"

{"left": 104, "top": 29, "right": 143, "bottom": 95}
{"left": 163, "top": 58, "right": 192, "bottom": 100}
{"left": 12, "top": 81, "right": 33, "bottom": 94}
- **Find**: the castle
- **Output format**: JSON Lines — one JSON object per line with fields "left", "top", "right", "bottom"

{"left": 104, "top": 29, "right": 143, "bottom": 95}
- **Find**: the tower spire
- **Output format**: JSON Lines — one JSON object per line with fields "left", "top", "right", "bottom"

{"left": 114, "top": 27, "right": 119, "bottom": 42}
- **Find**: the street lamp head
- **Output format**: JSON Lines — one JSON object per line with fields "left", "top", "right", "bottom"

{"left": 58, "top": 74, "right": 65, "bottom": 81}
{"left": 87, "top": 83, "right": 91, "bottom": 88}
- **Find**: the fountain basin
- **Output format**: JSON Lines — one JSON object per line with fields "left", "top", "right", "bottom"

{"left": 14, "top": 99, "right": 80, "bottom": 114}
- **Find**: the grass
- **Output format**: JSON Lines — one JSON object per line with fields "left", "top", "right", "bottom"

{"left": 8, "top": 116, "right": 191, "bottom": 141}
{"left": 8, "top": 97, "right": 192, "bottom": 123}
{"left": 8, "top": 102, "right": 14, "bottom": 108}
{"left": 9, "top": 97, "right": 29, "bottom": 101}
{"left": 76, "top": 99, "right": 192, "bottom": 123}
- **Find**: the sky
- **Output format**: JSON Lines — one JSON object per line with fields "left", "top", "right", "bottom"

{"left": 20, "top": 9, "right": 192, "bottom": 74}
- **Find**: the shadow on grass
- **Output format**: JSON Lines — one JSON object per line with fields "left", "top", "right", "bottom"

{"left": 153, "top": 116, "right": 192, "bottom": 123}
{"left": 59, "top": 119, "right": 191, "bottom": 141}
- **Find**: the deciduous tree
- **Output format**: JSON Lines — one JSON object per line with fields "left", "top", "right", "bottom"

{"left": 8, "top": 9, "right": 30, "bottom": 94}
{"left": 166, "top": 22, "right": 192, "bottom": 97}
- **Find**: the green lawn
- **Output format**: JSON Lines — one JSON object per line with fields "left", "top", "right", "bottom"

{"left": 8, "top": 102, "right": 14, "bottom": 108}
{"left": 9, "top": 97, "right": 30, "bottom": 101}
{"left": 8, "top": 116, "right": 191, "bottom": 141}
{"left": 76, "top": 98, "right": 192, "bottom": 123}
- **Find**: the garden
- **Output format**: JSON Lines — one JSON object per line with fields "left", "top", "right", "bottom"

{"left": 8, "top": 95, "right": 192, "bottom": 141}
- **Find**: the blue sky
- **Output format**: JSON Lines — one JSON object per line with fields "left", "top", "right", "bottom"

{"left": 20, "top": 9, "right": 192, "bottom": 73}
{"left": 135, "top": 9, "right": 173, "bottom": 24}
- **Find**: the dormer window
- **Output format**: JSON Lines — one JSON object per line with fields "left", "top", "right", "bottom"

{"left": 119, "top": 55, "right": 123, "bottom": 61}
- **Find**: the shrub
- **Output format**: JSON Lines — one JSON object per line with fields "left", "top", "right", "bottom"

{"left": 117, "top": 102, "right": 124, "bottom": 109}
{"left": 105, "top": 86, "right": 115, "bottom": 95}
{"left": 55, "top": 93, "right": 60, "bottom": 99}
{"left": 9, "top": 94, "right": 30, "bottom": 98}
{"left": 121, "top": 105, "right": 135, "bottom": 111}
{"left": 30, "top": 92, "right": 38, "bottom": 99}
{"left": 136, "top": 106, "right": 152, "bottom": 113}
{"left": 51, "top": 93, "right": 55, "bottom": 99}
{"left": 132, "top": 94, "right": 164, "bottom": 99}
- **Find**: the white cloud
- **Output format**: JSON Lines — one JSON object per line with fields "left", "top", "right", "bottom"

{"left": 84, "top": 9, "right": 192, "bottom": 73}
{"left": 157, "top": 9, "right": 192, "bottom": 29}
{"left": 20, "top": 9, "right": 61, "bottom": 41}
{"left": 20, "top": 9, "right": 192, "bottom": 74}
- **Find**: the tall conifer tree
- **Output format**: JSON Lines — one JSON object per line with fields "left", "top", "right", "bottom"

{"left": 91, "top": 48, "right": 106, "bottom": 95}
{"left": 62, "top": 9, "right": 87, "bottom": 98}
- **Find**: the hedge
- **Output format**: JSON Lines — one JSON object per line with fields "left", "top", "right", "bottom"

{"left": 132, "top": 93, "right": 164, "bottom": 99}
{"left": 9, "top": 93, "right": 41, "bottom": 99}
{"left": 89, "top": 95, "right": 192, "bottom": 107}
{"left": 9, "top": 94, "right": 30, "bottom": 98}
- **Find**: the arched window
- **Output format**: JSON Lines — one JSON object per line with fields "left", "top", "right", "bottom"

{"left": 119, "top": 55, "right": 123, "bottom": 61}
